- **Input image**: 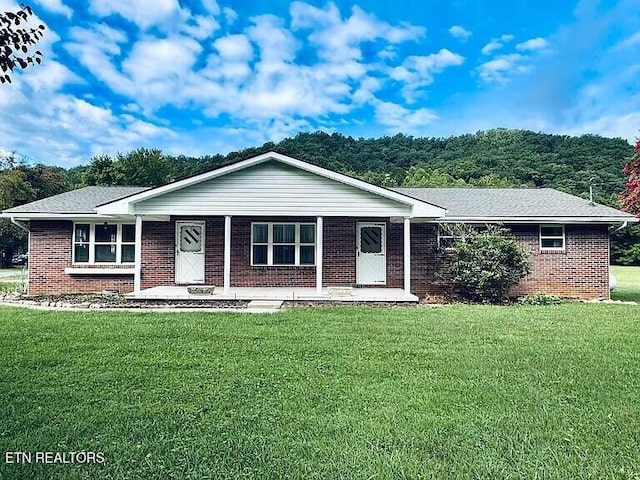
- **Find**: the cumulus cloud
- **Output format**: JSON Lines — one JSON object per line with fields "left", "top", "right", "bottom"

{"left": 290, "top": 2, "right": 424, "bottom": 62}
{"left": 88, "top": 0, "right": 187, "bottom": 30}
{"left": 449, "top": 25, "right": 471, "bottom": 40}
{"left": 481, "top": 34, "right": 514, "bottom": 55}
{"left": 33, "top": 0, "right": 72, "bottom": 17}
{"left": 391, "top": 49, "right": 465, "bottom": 102}
{"left": 477, "top": 54, "right": 528, "bottom": 84}
{"left": 375, "top": 101, "right": 438, "bottom": 134}
{"left": 516, "top": 37, "right": 549, "bottom": 51}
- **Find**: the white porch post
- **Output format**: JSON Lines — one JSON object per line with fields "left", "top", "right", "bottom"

{"left": 404, "top": 217, "right": 411, "bottom": 295}
{"left": 134, "top": 214, "right": 142, "bottom": 294}
{"left": 224, "top": 215, "right": 231, "bottom": 294}
{"left": 316, "top": 216, "right": 323, "bottom": 294}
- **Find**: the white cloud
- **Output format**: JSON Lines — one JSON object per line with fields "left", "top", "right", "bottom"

{"left": 290, "top": 2, "right": 424, "bottom": 62}
{"left": 559, "top": 112, "right": 640, "bottom": 143}
{"left": 481, "top": 34, "right": 514, "bottom": 55}
{"left": 391, "top": 49, "right": 465, "bottom": 102}
{"left": 614, "top": 31, "right": 640, "bottom": 50}
{"left": 223, "top": 7, "right": 238, "bottom": 24}
{"left": 477, "top": 53, "right": 528, "bottom": 84}
{"left": 64, "top": 24, "right": 133, "bottom": 94}
{"left": 213, "top": 34, "right": 253, "bottom": 62}
{"left": 449, "top": 25, "right": 471, "bottom": 40}
{"left": 88, "top": 0, "right": 186, "bottom": 30}
{"left": 375, "top": 101, "right": 438, "bottom": 133}
{"left": 33, "top": 0, "right": 72, "bottom": 17}
{"left": 516, "top": 37, "right": 549, "bottom": 51}
{"left": 200, "top": 0, "right": 219, "bottom": 15}
{"left": 182, "top": 15, "right": 220, "bottom": 40}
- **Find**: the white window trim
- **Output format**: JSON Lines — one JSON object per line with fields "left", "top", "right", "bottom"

{"left": 437, "top": 225, "right": 457, "bottom": 251}
{"left": 251, "top": 222, "right": 316, "bottom": 267}
{"left": 539, "top": 224, "right": 565, "bottom": 252}
{"left": 73, "top": 222, "right": 136, "bottom": 265}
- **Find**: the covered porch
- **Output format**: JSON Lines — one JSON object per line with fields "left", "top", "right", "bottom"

{"left": 128, "top": 286, "right": 419, "bottom": 302}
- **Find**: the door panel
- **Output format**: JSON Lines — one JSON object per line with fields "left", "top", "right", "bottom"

{"left": 356, "top": 223, "right": 386, "bottom": 284}
{"left": 176, "top": 221, "right": 205, "bottom": 284}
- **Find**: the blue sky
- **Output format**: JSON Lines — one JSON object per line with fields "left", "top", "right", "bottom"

{"left": 0, "top": 0, "right": 638, "bottom": 167}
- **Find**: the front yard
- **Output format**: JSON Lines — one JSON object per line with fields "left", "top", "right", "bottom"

{"left": 1, "top": 304, "right": 639, "bottom": 479}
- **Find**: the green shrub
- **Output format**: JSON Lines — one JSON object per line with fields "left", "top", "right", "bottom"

{"left": 446, "top": 224, "right": 531, "bottom": 303}
{"left": 519, "top": 294, "right": 565, "bottom": 305}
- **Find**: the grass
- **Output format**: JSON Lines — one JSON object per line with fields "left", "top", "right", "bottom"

{"left": 1, "top": 305, "right": 640, "bottom": 479}
{"left": 611, "top": 265, "right": 640, "bottom": 302}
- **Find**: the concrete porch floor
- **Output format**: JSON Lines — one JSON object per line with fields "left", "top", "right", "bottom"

{"left": 128, "top": 286, "right": 418, "bottom": 302}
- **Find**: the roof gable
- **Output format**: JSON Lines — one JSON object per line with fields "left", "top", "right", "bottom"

{"left": 97, "top": 152, "right": 446, "bottom": 218}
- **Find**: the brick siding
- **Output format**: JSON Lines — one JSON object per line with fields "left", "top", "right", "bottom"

{"left": 27, "top": 219, "right": 611, "bottom": 300}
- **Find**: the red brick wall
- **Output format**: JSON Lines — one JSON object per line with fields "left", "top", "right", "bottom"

{"left": 27, "top": 219, "right": 611, "bottom": 299}
{"left": 28, "top": 221, "right": 134, "bottom": 295}
{"left": 509, "top": 224, "right": 610, "bottom": 299}
{"left": 409, "top": 223, "right": 611, "bottom": 300}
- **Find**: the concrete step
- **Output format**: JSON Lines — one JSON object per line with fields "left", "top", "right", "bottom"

{"left": 247, "top": 300, "right": 284, "bottom": 310}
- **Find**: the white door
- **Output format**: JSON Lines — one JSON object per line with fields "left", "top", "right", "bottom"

{"left": 357, "top": 223, "right": 386, "bottom": 285}
{"left": 176, "top": 221, "right": 205, "bottom": 284}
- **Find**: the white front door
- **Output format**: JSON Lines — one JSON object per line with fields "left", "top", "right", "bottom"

{"left": 357, "top": 222, "right": 386, "bottom": 285}
{"left": 176, "top": 221, "right": 205, "bottom": 284}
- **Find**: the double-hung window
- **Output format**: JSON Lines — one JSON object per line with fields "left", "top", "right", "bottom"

{"left": 73, "top": 223, "right": 136, "bottom": 264}
{"left": 437, "top": 225, "right": 457, "bottom": 250}
{"left": 252, "top": 222, "right": 315, "bottom": 266}
{"left": 539, "top": 225, "right": 565, "bottom": 252}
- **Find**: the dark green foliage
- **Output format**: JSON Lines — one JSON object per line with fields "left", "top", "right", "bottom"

{"left": 1, "top": 129, "right": 637, "bottom": 263}
{"left": 445, "top": 224, "right": 531, "bottom": 303}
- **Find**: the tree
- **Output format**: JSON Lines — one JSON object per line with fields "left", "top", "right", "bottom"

{"left": 445, "top": 224, "right": 531, "bottom": 303}
{"left": 0, "top": 4, "right": 45, "bottom": 84}
{"left": 83, "top": 154, "right": 117, "bottom": 186}
{"left": 620, "top": 139, "right": 640, "bottom": 216}
{"left": 113, "top": 148, "right": 173, "bottom": 186}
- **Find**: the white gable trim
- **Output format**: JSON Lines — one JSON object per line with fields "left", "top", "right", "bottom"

{"left": 95, "top": 152, "right": 446, "bottom": 218}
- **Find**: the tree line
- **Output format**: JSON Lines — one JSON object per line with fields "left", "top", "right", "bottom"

{"left": 1, "top": 129, "right": 638, "bottom": 266}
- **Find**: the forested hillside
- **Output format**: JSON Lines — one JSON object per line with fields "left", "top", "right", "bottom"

{"left": 1, "top": 129, "right": 638, "bottom": 265}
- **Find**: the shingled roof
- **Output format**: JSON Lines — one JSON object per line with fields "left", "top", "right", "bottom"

{"left": 1, "top": 183, "right": 635, "bottom": 223}
{"left": 2, "top": 186, "right": 149, "bottom": 214}
{"left": 393, "top": 187, "right": 636, "bottom": 220}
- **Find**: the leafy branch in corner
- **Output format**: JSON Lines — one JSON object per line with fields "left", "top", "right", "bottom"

{"left": 620, "top": 138, "right": 640, "bottom": 217}
{"left": 0, "top": 4, "right": 45, "bottom": 84}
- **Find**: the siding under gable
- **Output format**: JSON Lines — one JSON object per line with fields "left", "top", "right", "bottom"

{"left": 133, "top": 161, "right": 412, "bottom": 217}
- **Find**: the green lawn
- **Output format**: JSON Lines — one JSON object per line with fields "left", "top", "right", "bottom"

{"left": 1, "top": 305, "right": 640, "bottom": 479}
{"left": 611, "top": 265, "right": 640, "bottom": 302}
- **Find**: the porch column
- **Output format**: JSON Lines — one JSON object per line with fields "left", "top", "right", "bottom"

{"left": 224, "top": 215, "right": 231, "bottom": 294}
{"left": 316, "top": 216, "right": 323, "bottom": 294}
{"left": 134, "top": 214, "right": 142, "bottom": 294}
{"left": 404, "top": 217, "right": 411, "bottom": 295}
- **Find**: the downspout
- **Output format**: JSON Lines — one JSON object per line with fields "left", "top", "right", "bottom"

{"left": 615, "top": 221, "right": 629, "bottom": 231}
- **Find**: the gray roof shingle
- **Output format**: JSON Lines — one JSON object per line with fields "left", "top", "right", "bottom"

{"left": 2, "top": 184, "right": 634, "bottom": 221}
{"left": 2, "top": 186, "right": 149, "bottom": 214}
{"left": 393, "top": 187, "right": 635, "bottom": 219}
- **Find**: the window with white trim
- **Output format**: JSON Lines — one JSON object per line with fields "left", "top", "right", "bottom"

{"left": 251, "top": 222, "right": 315, "bottom": 266}
{"left": 437, "top": 225, "right": 457, "bottom": 250}
{"left": 73, "top": 223, "right": 136, "bottom": 264}
{"left": 540, "top": 225, "right": 565, "bottom": 252}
